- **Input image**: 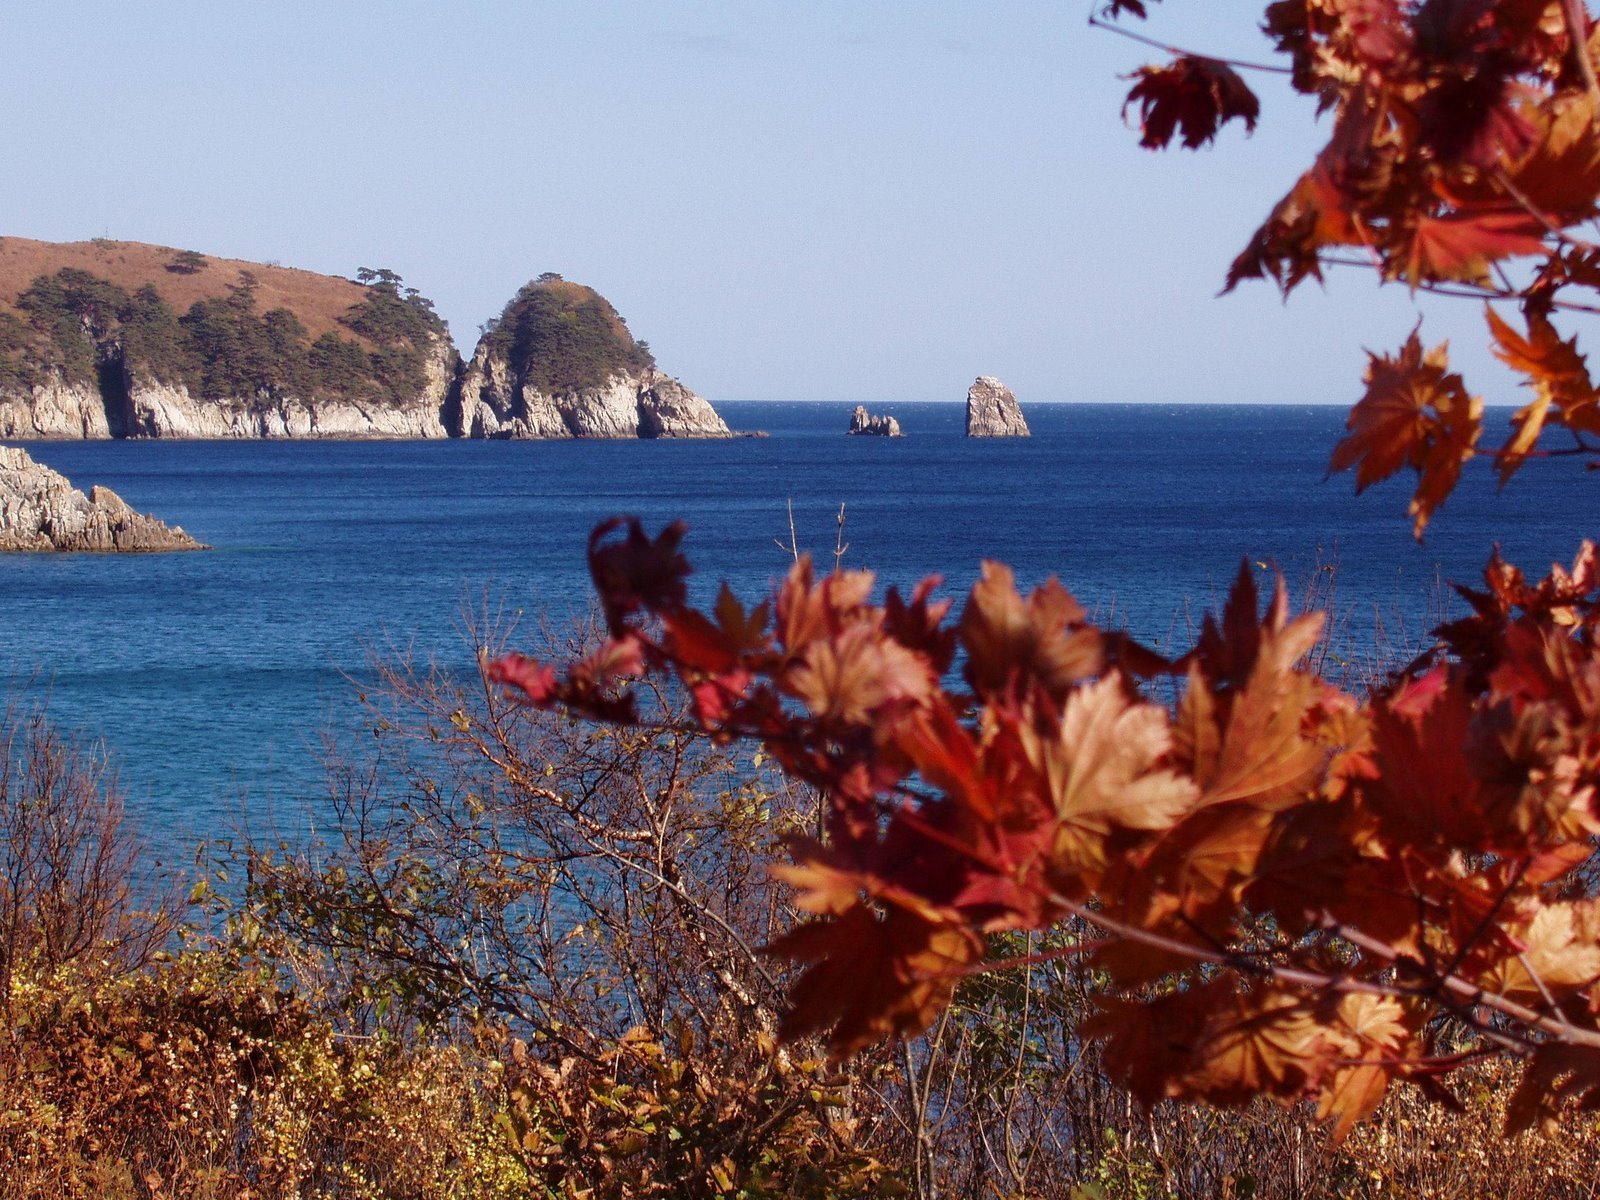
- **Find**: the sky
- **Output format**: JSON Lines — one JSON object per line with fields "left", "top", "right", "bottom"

{"left": 0, "top": 1, "right": 1524, "bottom": 405}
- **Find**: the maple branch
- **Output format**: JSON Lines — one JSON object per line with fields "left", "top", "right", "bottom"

{"left": 1051, "top": 896, "right": 1405, "bottom": 1002}
{"left": 1322, "top": 915, "right": 1600, "bottom": 1053}
{"left": 1021, "top": 894, "right": 1600, "bottom": 1060}
{"left": 1494, "top": 168, "right": 1599, "bottom": 255}
{"left": 1086, "top": 12, "right": 1291, "bottom": 75}
{"left": 1517, "top": 951, "right": 1575, "bottom": 1032}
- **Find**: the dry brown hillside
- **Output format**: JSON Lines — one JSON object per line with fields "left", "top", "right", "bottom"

{"left": 0, "top": 237, "right": 371, "bottom": 342}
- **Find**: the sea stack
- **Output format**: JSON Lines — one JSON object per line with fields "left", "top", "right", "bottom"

{"left": 0, "top": 445, "right": 204, "bottom": 551}
{"left": 965, "top": 376, "right": 1030, "bottom": 438}
{"left": 455, "top": 276, "right": 731, "bottom": 439}
{"left": 846, "top": 405, "right": 902, "bottom": 437}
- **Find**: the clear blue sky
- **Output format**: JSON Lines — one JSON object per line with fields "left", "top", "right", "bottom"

{"left": 0, "top": 1, "right": 1514, "bottom": 405}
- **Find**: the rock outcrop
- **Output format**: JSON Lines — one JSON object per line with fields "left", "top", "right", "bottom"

{"left": 0, "top": 445, "right": 204, "bottom": 551}
{"left": 455, "top": 278, "right": 730, "bottom": 439}
{"left": 846, "top": 405, "right": 902, "bottom": 437}
{"left": 965, "top": 376, "right": 1030, "bottom": 438}
{"left": 456, "top": 353, "right": 730, "bottom": 439}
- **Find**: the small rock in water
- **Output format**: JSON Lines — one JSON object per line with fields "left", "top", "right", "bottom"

{"left": 846, "top": 405, "right": 903, "bottom": 437}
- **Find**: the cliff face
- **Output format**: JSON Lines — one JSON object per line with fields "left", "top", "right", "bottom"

{"left": 114, "top": 334, "right": 456, "bottom": 438}
{"left": 0, "top": 373, "right": 110, "bottom": 438}
{"left": 455, "top": 278, "right": 730, "bottom": 439}
{"left": 965, "top": 376, "right": 1030, "bottom": 438}
{"left": 0, "top": 445, "right": 204, "bottom": 551}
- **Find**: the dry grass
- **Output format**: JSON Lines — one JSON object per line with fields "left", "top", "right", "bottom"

{"left": 0, "top": 237, "right": 373, "bottom": 344}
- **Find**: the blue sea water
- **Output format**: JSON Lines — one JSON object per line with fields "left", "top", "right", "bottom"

{"left": 2, "top": 401, "right": 1595, "bottom": 861}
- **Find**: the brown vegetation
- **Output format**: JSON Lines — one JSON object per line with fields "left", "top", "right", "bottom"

{"left": 0, "top": 238, "right": 374, "bottom": 345}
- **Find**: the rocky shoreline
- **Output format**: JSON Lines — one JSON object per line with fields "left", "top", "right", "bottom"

{"left": 0, "top": 446, "right": 205, "bottom": 552}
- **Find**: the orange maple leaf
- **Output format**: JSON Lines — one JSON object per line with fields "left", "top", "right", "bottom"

{"left": 959, "top": 563, "right": 1103, "bottom": 701}
{"left": 1020, "top": 674, "right": 1198, "bottom": 881}
{"left": 1400, "top": 210, "right": 1547, "bottom": 286}
{"left": 784, "top": 621, "right": 936, "bottom": 726}
{"left": 1328, "top": 329, "right": 1482, "bottom": 537}
{"left": 1487, "top": 306, "right": 1600, "bottom": 485}
{"left": 766, "top": 902, "right": 982, "bottom": 1057}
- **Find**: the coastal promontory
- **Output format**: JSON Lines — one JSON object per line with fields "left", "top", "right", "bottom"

{"left": 846, "top": 405, "right": 902, "bottom": 437}
{"left": 965, "top": 376, "right": 1030, "bottom": 438}
{"left": 0, "top": 239, "right": 455, "bottom": 439}
{"left": 0, "top": 240, "right": 731, "bottom": 440}
{"left": 456, "top": 276, "right": 730, "bottom": 439}
{"left": 0, "top": 445, "right": 204, "bottom": 551}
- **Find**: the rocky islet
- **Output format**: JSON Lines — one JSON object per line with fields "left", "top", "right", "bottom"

{"left": 965, "top": 376, "right": 1030, "bottom": 438}
{"left": 846, "top": 405, "right": 902, "bottom": 437}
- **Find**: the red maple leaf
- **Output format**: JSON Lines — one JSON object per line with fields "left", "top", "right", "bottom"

{"left": 1124, "top": 56, "right": 1261, "bottom": 151}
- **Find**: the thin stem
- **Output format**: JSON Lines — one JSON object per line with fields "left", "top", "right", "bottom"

{"left": 1087, "top": 12, "right": 1292, "bottom": 75}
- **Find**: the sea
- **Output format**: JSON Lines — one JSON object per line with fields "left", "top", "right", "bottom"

{"left": 2, "top": 401, "right": 1594, "bottom": 865}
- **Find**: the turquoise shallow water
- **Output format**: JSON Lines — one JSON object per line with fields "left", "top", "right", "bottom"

{"left": 2, "top": 401, "right": 1593, "bottom": 859}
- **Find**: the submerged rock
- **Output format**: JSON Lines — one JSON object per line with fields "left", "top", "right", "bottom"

{"left": 965, "top": 376, "right": 1030, "bottom": 438}
{"left": 846, "top": 405, "right": 902, "bottom": 437}
{"left": 0, "top": 446, "right": 204, "bottom": 551}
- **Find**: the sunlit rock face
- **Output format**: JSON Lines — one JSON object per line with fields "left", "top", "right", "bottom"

{"left": 965, "top": 376, "right": 1030, "bottom": 438}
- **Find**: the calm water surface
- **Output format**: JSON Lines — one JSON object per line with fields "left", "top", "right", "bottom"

{"left": 3, "top": 401, "right": 1595, "bottom": 857}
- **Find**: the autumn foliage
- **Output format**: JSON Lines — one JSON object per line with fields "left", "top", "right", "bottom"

{"left": 1105, "top": 0, "right": 1600, "bottom": 535}
{"left": 484, "top": 2, "right": 1600, "bottom": 1142}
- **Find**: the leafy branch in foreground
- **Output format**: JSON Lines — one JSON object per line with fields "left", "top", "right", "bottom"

{"left": 1107, "top": 0, "right": 1600, "bottom": 535}
{"left": 490, "top": 518, "right": 1600, "bottom": 1140}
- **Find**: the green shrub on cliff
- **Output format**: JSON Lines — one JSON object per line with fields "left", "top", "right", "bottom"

{"left": 0, "top": 313, "right": 42, "bottom": 392}
{"left": 481, "top": 278, "right": 656, "bottom": 394}
{"left": 340, "top": 267, "right": 450, "bottom": 401}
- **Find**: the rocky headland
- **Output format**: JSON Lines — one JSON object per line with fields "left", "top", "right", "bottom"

{"left": 0, "top": 239, "right": 729, "bottom": 440}
{"left": 0, "top": 445, "right": 204, "bottom": 551}
{"left": 846, "top": 405, "right": 902, "bottom": 437}
{"left": 965, "top": 376, "right": 1030, "bottom": 438}
{"left": 455, "top": 277, "right": 729, "bottom": 439}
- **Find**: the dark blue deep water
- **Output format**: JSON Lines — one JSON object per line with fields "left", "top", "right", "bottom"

{"left": 3, "top": 401, "right": 1596, "bottom": 859}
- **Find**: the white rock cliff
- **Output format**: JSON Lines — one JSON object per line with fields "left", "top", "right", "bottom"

{"left": 456, "top": 341, "right": 730, "bottom": 439}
